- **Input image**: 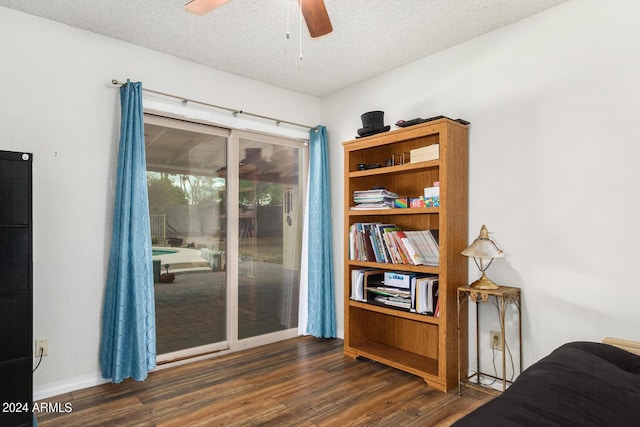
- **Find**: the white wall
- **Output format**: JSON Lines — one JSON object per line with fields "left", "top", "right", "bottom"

{"left": 0, "top": 7, "right": 321, "bottom": 399}
{"left": 323, "top": 0, "right": 640, "bottom": 373}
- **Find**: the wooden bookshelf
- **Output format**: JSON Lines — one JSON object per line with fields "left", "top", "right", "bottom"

{"left": 343, "top": 118, "right": 469, "bottom": 392}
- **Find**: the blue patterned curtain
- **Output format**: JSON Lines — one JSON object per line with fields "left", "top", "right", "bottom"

{"left": 100, "top": 80, "right": 156, "bottom": 383}
{"left": 306, "top": 125, "right": 336, "bottom": 337}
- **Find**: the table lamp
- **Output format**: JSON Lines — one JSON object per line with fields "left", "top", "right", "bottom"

{"left": 462, "top": 224, "right": 505, "bottom": 289}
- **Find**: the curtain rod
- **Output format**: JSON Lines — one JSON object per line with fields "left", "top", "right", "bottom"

{"left": 111, "top": 79, "right": 315, "bottom": 131}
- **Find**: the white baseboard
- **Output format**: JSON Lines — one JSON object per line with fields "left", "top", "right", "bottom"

{"left": 34, "top": 374, "right": 110, "bottom": 401}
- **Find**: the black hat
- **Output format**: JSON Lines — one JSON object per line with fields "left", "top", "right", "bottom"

{"left": 357, "top": 111, "right": 390, "bottom": 137}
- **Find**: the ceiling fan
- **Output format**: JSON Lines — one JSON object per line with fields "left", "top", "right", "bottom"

{"left": 185, "top": 0, "right": 333, "bottom": 38}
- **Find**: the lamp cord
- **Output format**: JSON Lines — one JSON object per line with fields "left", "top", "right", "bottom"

{"left": 492, "top": 298, "right": 515, "bottom": 382}
{"left": 33, "top": 347, "right": 44, "bottom": 372}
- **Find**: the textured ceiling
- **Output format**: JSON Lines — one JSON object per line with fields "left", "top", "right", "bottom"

{"left": 0, "top": 0, "right": 567, "bottom": 97}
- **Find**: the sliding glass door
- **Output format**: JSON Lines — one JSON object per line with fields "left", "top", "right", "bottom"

{"left": 145, "top": 115, "right": 229, "bottom": 359}
{"left": 144, "top": 116, "right": 306, "bottom": 361}
{"left": 235, "top": 135, "right": 305, "bottom": 340}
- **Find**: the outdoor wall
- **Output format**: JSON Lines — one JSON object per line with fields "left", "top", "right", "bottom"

{"left": 323, "top": 0, "right": 640, "bottom": 374}
{"left": 0, "top": 7, "right": 321, "bottom": 399}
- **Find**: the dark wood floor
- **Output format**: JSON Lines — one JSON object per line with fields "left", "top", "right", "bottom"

{"left": 35, "top": 336, "right": 491, "bottom": 427}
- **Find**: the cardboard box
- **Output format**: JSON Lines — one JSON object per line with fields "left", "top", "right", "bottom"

{"left": 423, "top": 186, "right": 440, "bottom": 207}
{"left": 394, "top": 197, "right": 409, "bottom": 208}
{"left": 410, "top": 197, "right": 425, "bottom": 208}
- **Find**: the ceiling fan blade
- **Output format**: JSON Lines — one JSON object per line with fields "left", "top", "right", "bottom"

{"left": 185, "top": 0, "right": 232, "bottom": 16}
{"left": 299, "top": 0, "right": 333, "bottom": 38}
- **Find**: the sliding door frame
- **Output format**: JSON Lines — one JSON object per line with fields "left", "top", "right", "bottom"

{"left": 144, "top": 114, "right": 231, "bottom": 365}
{"left": 144, "top": 112, "right": 308, "bottom": 368}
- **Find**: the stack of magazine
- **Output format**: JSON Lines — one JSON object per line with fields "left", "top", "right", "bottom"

{"left": 351, "top": 189, "right": 398, "bottom": 210}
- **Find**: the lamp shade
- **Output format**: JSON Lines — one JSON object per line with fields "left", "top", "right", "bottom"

{"left": 461, "top": 225, "right": 504, "bottom": 259}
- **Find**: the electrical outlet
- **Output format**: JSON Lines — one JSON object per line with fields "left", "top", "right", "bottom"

{"left": 490, "top": 331, "right": 503, "bottom": 351}
{"left": 35, "top": 339, "right": 48, "bottom": 357}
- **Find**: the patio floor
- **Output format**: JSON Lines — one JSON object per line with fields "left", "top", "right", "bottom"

{"left": 154, "top": 261, "right": 299, "bottom": 355}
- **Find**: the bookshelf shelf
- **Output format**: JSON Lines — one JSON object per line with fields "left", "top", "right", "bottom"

{"left": 343, "top": 118, "right": 469, "bottom": 392}
{"left": 348, "top": 300, "right": 441, "bottom": 324}
{"left": 347, "top": 260, "right": 439, "bottom": 274}
{"left": 345, "top": 340, "right": 440, "bottom": 379}
{"left": 348, "top": 159, "right": 439, "bottom": 178}
{"left": 348, "top": 207, "right": 439, "bottom": 216}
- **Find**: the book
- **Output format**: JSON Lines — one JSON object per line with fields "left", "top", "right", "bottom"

{"left": 372, "top": 223, "right": 396, "bottom": 263}
{"left": 351, "top": 269, "right": 367, "bottom": 301}
{"left": 398, "top": 230, "right": 422, "bottom": 265}
{"left": 367, "top": 287, "right": 411, "bottom": 299}
{"left": 425, "top": 229, "right": 440, "bottom": 266}
{"left": 403, "top": 231, "right": 427, "bottom": 265}
{"left": 349, "top": 222, "right": 380, "bottom": 261}
{"left": 350, "top": 203, "right": 393, "bottom": 210}
{"left": 362, "top": 224, "right": 377, "bottom": 262}
{"left": 414, "top": 276, "right": 439, "bottom": 315}
{"left": 373, "top": 295, "right": 411, "bottom": 309}
{"left": 382, "top": 227, "right": 403, "bottom": 264}
{"left": 405, "top": 230, "right": 439, "bottom": 266}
